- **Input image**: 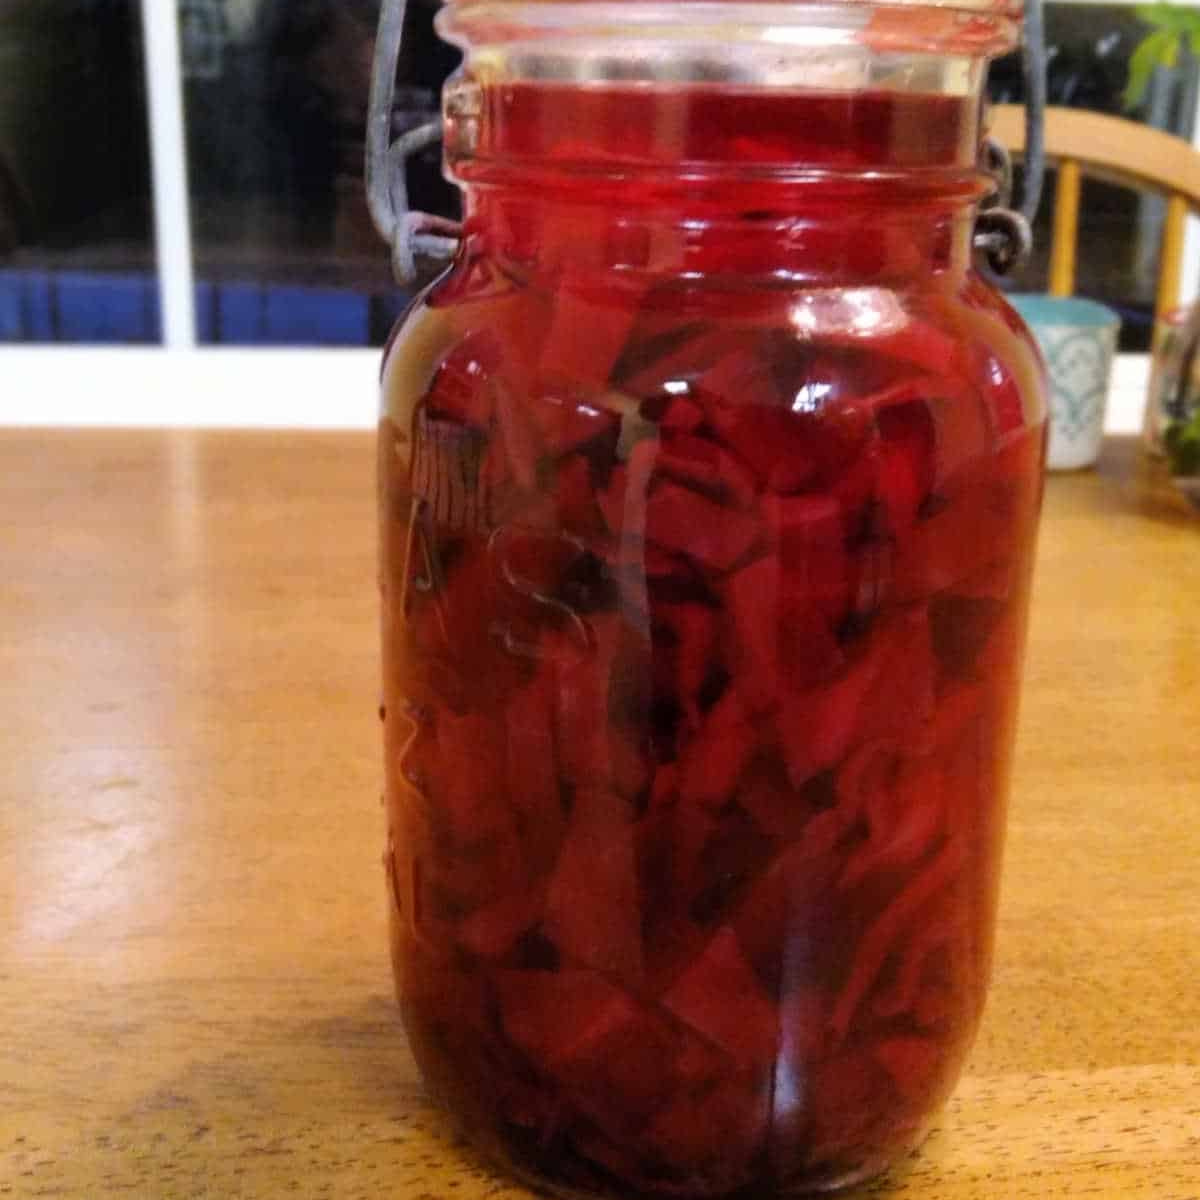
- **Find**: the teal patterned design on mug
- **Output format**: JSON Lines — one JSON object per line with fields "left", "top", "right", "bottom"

{"left": 1009, "top": 295, "right": 1120, "bottom": 471}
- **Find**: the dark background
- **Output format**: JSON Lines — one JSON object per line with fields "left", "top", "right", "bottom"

{"left": 0, "top": 1, "right": 1194, "bottom": 346}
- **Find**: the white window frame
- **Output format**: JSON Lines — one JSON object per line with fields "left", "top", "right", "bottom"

{"left": 142, "top": 0, "right": 196, "bottom": 350}
{"left": 2, "top": 0, "right": 1196, "bottom": 429}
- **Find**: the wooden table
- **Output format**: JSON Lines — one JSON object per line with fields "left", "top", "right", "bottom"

{"left": 2, "top": 431, "right": 1197, "bottom": 1198}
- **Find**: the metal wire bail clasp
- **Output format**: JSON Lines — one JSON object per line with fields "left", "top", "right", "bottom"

{"left": 367, "top": 0, "right": 462, "bottom": 285}
{"left": 973, "top": 0, "right": 1047, "bottom": 275}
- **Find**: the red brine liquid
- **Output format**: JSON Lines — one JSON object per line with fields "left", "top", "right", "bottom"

{"left": 380, "top": 81, "right": 1045, "bottom": 1197}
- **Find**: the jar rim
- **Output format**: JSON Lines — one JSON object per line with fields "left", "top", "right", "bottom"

{"left": 438, "top": 1, "right": 1021, "bottom": 58}
{"left": 439, "top": 0, "right": 1024, "bottom": 21}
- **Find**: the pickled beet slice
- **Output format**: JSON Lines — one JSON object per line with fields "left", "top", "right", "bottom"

{"left": 414, "top": 825, "right": 529, "bottom": 931}
{"left": 430, "top": 707, "right": 516, "bottom": 844}
{"left": 457, "top": 890, "right": 546, "bottom": 959}
{"left": 504, "top": 672, "right": 566, "bottom": 875}
{"left": 640, "top": 391, "right": 707, "bottom": 435}
{"left": 872, "top": 1035, "right": 943, "bottom": 1104}
{"left": 676, "top": 687, "right": 758, "bottom": 809}
{"left": 656, "top": 601, "right": 720, "bottom": 722}
{"left": 696, "top": 330, "right": 802, "bottom": 411}
{"left": 597, "top": 463, "right": 630, "bottom": 537}
{"left": 661, "top": 926, "right": 779, "bottom": 1070}
{"left": 495, "top": 379, "right": 542, "bottom": 488}
{"left": 554, "top": 454, "right": 609, "bottom": 537}
{"left": 968, "top": 342, "right": 1029, "bottom": 438}
{"left": 646, "top": 480, "right": 762, "bottom": 573}
{"left": 929, "top": 592, "right": 1006, "bottom": 683}
{"left": 869, "top": 319, "right": 966, "bottom": 382}
{"left": 540, "top": 280, "right": 644, "bottom": 386}
{"left": 656, "top": 434, "right": 757, "bottom": 508}
{"left": 764, "top": 492, "right": 844, "bottom": 560}
{"left": 913, "top": 682, "right": 985, "bottom": 757}
{"left": 612, "top": 322, "right": 749, "bottom": 397}
{"left": 838, "top": 757, "right": 947, "bottom": 892}
{"left": 442, "top": 529, "right": 579, "bottom": 678}
{"left": 425, "top": 330, "right": 502, "bottom": 428}
{"left": 833, "top": 736, "right": 902, "bottom": 820}
{"left": 639, "top": 1068, "right": 769, "bottom": 1190}
{"left": 776, "top": 605, "right": 935, "bottom": 788}
{"left": 776, "top": 654, "right": 872, "bottom": 784}
{"left": 535, "top": 628, "right": 652, "bottom": 803}
{"left": 558, "top": 549, "right": 621, "bottom": 615}
{"left": 923, "top": 386, "right": 990, "bottom": 488}
{"left": 707, "top": 406, "right": 821, "bottom": 494}
{"left": 495, "top": 968, "right": 633, "bottom": 1074}
{"left": 401, "top": 518, "right": 479, "bottom": 647}
{"left": 400, "top": 955, "right": 551, "bottom": 1132}
{"left": 873, "top": 400, "right": 936, "bottom": 538}
{"left": 829, "top": 836, "right": 964, "bottom": 1040}
{"left": 871, "top": 914, "right": 954, "bottom": 1021}
{"left": 724, "top": 554, "right": 844, "bottom": 709}
{"left": 544, "top": 788, "right": 643, "bottom": 980}
{"left": 496, "top": 969, "right": 725, "bottom": 1137}
{"left": 490, "top": 525, "right": 582, "bottom": 603}
{"left": 892, "top": 484, "right": 998, "bottom": 599}
{"left": 803, "top": 1047, "right": 895, "bottom": 1162}
{"left": 732, "top": 838, "right": 844, "bottom": 987}
{"left": 403, "top": 949, "right": 490, "bottom": 1041}
{"left": 763, "top": 493, "right": 861, "bottom": 638}
{"left": 526, "top": 384, "right": 621, "bottom": 459}
{"left": 638, "top": 798, "right": 774, "bottom": 987}
{"left": 546, "top": 615, "right": 637, "bottom": 778}
{"left": 635, "top": 800, "right": 715, "bottom": 992}
{"left": 687, "top": 806, "right": 774, "bottom": 930}
{"left": 893, "top": 435, "right": 1043, "bottom": 600}
{"left": 972, "top": 605, "right": 1025, "bottom": 684}
{"left": 738, "top": 755, "right": 831, "bottom": 843}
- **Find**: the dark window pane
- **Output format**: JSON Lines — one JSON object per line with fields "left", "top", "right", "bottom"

{"left": 184, "top": 0, "right": 458, "bottom": 347}
{"left": 0, "top": 0, "right": 159, "bottom": 344}
{"left": 179, "top": 1, "right": 1195, "bottom": 350}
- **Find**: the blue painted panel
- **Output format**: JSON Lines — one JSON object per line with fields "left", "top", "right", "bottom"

{"left": 54, "top": 271, "right": 160, "bottom": 343}
{"left": 262, "top": 286, "right": 369, "bottom": 346}
{"left": 0, "top": 270, "right": 59, "bottom": 342}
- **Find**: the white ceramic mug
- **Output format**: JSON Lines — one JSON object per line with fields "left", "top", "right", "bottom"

{"left": 1009, "top": 294, "right": 1121, "bottom": 471}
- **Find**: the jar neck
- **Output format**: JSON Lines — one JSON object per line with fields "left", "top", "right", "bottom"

{"left": 451, "top": 82, "right": 988, "bottom": 283}
{"left": 460, "top": 190, "right": 979, "bottom": 284}
{"left": 435, "top": 1, "right": 1016, "bottom": 284}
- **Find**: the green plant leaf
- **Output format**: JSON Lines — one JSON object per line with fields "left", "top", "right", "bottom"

{"left": 1132, "top": 3, "right": 1170, "bottom": 29}
{"left": 1134, "top": 2, "right": 1200, "bottom": 34}
{"left": 1124, "top": 29, "right": 1180, "bottom": 108}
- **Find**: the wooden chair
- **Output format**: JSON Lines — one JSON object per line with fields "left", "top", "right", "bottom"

{"left": 990, "top": 104, "right": 1200, "bottom": 323}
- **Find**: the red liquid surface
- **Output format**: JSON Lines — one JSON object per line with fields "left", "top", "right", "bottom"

{"left": 467, "top": 83, "right": 977, "bottom": 170}
{"left": 382, "top": 83, "right": 1044, "bottom": 1197}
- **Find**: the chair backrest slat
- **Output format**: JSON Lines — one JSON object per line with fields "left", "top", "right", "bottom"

{"left": 991, "top": 104, "right": 1200, "bottom": 323}
{"left": 1157, "top": 194, "right": 1190, "bottom": 321}
{"left": 991, "top": 105, "right": 1200, "bottom": 206}
{"left": 1048, "top": 158, "right": 1081, "bottom": 299}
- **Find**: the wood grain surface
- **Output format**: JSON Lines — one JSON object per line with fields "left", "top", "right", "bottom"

{"left": 2, "top": 431, "right": 1198, "bottom": 1198}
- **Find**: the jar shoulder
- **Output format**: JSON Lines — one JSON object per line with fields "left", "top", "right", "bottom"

{"left": 383, "top": 264, "right": 1045, "bottom": 445}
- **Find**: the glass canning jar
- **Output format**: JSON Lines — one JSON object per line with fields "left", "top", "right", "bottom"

{"left": 377, "top": 2, "right": 1047, "bottom": 1194}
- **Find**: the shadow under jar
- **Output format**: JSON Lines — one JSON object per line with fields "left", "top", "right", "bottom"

{"left": 378, "top": 1, "right": 1047, "bottom": 1194}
